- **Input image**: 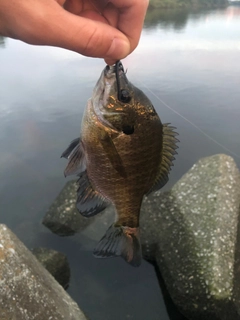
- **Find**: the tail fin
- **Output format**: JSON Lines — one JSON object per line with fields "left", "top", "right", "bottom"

{"left": 93, "top": 224, "right": 142, "bottom": 267}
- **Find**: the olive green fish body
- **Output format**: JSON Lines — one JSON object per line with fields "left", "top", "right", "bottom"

{"left": 62, "top": 62, "right": 178, "bottom": 267}
{"left": 81, "top": 95, "right": 163, "bottom": 228}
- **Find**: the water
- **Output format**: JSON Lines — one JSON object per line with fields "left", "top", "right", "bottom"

{"left": 0, "top": 6, "right": 240, "bottom": 320}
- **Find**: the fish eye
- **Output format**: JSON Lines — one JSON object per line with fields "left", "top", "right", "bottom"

{"left": 119, "top": 89, "right": 131, "bottom": 103}
{"left": 122, "top": 125, "right": 134, "bottom": 135}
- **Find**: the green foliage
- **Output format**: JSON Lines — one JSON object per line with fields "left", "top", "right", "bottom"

{"left": 145, "top": 8, "right": 190, "bottom": 29}
{"left": 148, "top": 0, "right": 228, "bottom": 9}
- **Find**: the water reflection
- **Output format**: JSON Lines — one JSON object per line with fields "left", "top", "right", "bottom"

{"left": 145, "top": 8, "right": 192, "bottom": 29}
{"left": 145, "top": 6, "right": 240, "bottom": 30}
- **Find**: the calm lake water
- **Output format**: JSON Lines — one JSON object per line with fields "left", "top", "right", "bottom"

{"left": 1, "top": 6, "right": 240, "bottom": 320}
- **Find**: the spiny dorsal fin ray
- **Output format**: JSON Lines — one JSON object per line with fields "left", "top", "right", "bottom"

{"left": 147, "top": 123, "right": 179, "bottom": 195}
{"left": 76, "top": 171, "right": 109, "bottom": 217}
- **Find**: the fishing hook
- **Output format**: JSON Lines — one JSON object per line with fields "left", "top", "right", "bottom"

{"left": 115, "top": 61, "right": 131, "bottom": 103}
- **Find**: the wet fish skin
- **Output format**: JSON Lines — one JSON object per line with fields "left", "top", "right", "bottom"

{"left": 62, "top": 62, "right": 178, "bottom": 267}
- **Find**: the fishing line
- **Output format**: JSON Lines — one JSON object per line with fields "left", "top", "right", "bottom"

{"left": 138, "top": 80, "right": 240, "bottom": 159}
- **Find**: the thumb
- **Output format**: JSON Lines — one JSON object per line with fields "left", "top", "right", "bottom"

{"left": 0, "top": 0, "right": 130, "bottom": 62}
{"left": 47, "top": 9, "right": 131, "bottom": 62}
{"left": 18, "top": 1, "right": 130, "bottom": 62}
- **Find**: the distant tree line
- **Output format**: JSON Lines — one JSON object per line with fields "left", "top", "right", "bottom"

{"left": 149, "top": 0, "right": 227, "bottom": 9}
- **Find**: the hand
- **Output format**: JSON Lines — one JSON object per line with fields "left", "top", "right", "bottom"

{"left": 0, "top": 0, "right": 148, "bottom": 64}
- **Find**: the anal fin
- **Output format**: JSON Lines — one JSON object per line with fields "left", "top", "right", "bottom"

{"left": 77, "top": 171, "right": 109, "bottom": 217}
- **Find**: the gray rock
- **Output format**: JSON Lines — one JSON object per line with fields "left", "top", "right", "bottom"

{"left": 140, "top": 154, "right": 240, "bottom": 319}
{"left": 0, "top": 224, "right": 89, "bottom": 320}
{"left": 42, "top": 180, "right": 90, "bottom": 236}
{"left": 32, "top": 247, "right": 70, "bottom": 289}
{"left": 43, "top": 179, "right": 116, "bottom": 240}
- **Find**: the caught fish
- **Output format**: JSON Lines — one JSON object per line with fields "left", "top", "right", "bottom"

{"left": 62, "top": 61, "right": 178, "bottom": 267}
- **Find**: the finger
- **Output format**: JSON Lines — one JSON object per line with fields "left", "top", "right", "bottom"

{"left": 19, "top": 1, "right": 130, "bottom": 62}
{"left": 63, "top": 0, "right": 104, "bottom": 15}
{"left": 54, "top": 0, "right": 66, "bottom": 6}
{"left": 54, "top": 10, "right": 130, "bottom": 61}
{"left": 0, "top": 0, "right": 130, "bottom": 62}
{"left": 63, "top": 0, "right": 83, "bottom": 14}
{"left": 110, "top": 0, "right": 149, "bottom": 53}
{"left": 63, "top": 0, "right": 118, "bottom": 29}
{"left": 79, "top": 10, "right": 109, "bottom": 25}
{"left": 102, "top": 2, "right": 118, "bottom": 28}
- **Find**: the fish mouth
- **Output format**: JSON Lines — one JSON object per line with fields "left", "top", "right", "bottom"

{"left": 91, "top": 61, "right": 131, "bottom": 132}
{"left": 104, "top": 61, "right": 131, "bottom": 103}
{"left": 103, "top": 60, "right": 124, "bottom": 77}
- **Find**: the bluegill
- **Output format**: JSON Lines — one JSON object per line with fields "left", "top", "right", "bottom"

{"left": 62, "top": 61, "right": 178, "bottom": 267}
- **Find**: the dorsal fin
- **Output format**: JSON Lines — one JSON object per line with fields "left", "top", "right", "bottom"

{"left": 147, "top": 123, "right": 179, "bottom": 194}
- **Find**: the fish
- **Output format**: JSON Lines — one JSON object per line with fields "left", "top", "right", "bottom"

{"left": 61, "top": 61, "right": 178, "bottom": 267}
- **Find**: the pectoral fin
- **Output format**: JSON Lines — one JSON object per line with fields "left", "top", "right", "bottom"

{"left": 61, "top": 138, "right": 86, "bottom": 177}
{"left": 99, "top": 128, "right": 127, "bottom": 178}
{"left": 77, "top": 171, "right": 109, "bottom": 217}
{"left": 147, "top": 123, "right": 179, "bottom": 194}
{"left": 61, "top": 138, "right": 80, "bottom": 159}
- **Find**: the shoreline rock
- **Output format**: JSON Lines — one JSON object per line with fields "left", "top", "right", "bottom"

{"left": 0, "top": 224, "right": 89, "bottom": 320}
{"left": 42, "top": 180, "right": 116, "bottom": 238}
{"left": 42, "top": 180, "right": 85, "bottom": 236}
{"left": 32, "top": 247, "right": 70, "bottom": 289}
{"left": 40, "top": 153, "right": 240, "bottom": 320}
{"left": 141, "top": 154, "right": 240, "bottom": 319}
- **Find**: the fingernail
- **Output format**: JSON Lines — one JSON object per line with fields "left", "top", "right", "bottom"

{"left": 105, "top": 37, "right": 130, "bottom": 62}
